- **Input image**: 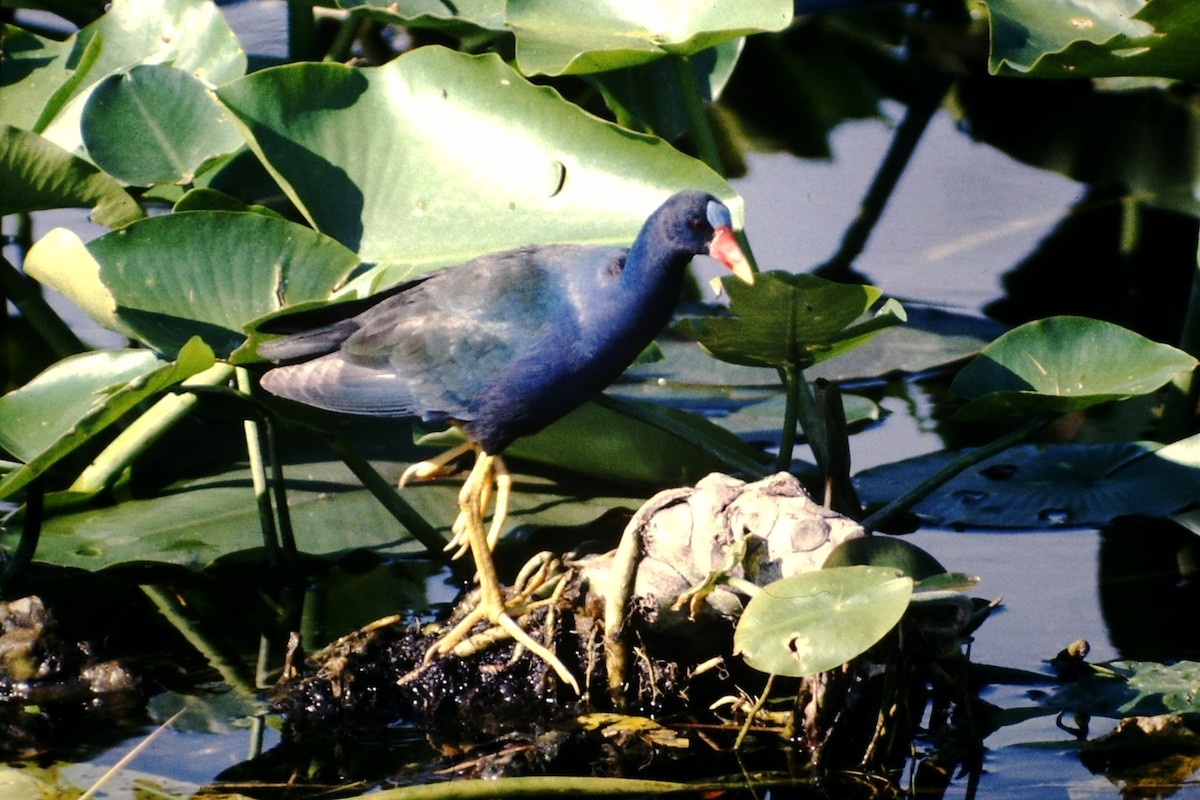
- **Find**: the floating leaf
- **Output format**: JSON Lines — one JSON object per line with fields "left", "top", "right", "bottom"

{"left": 81, "top": 64, "right": 244, "bottom": 186}
{"left": 505, "top": 0, "right": 790, "bottom": 77}
{"left": 215, "top": 47, "right": 737, "bottom": 282}
{"left": 0, "top": 339, "right": 216, "bottom": 500}
{"left": 981, "top": 0, "right": 1200, "bottom": 82}
{"left": 854, "top": 436, "right": 1200, "bottom": 528}
{"left": 951, "top": 316, "right": 1197, "bottom": 423}
{"left": 1047, "top": 660, "right": 1200, "bottom": 717}
{"left": 734, "top": 565, "right": 913, "bottom": 677}
{"left": 335, "top": 0, "right": 506, "bottom": 32}
{"left": 417, "top": 395, "right": 767, "bottom": 486}
{"left": 823, "top": 536, "right": 946, "bottom": 581}
{"left": 675, "top": 271, "right": 904, "bottom": 371}
{"left": 29, "top": 417, "right": 639, "bottom": 571}
{"left": 0, "top": 125, "right": 143, "bottom": 225}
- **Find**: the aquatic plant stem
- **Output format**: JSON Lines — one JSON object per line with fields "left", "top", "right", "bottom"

{"left": 69, "top": 363, "right": 235, "bottom": 496}
{"left": 0, "top": 479, "right": 42, "bottom": 591}
{"left": 859, "top": 416, "right": 1054, "bottom": 532}
{"left": 321, "top": 432, "right": 457, "bottom": 569}
{"left": 237, "top": 367, "right": 291, "bottom": 571}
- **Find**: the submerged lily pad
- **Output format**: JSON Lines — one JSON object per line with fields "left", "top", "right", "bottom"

{"left": 734, "top": 565, "right": 913, "bottom": 677}
{"left": 951, "top": 316, "right": 1197, "bottom": 423}
{"left": 854, "top": 436, "right": 1200, "bottom": 528}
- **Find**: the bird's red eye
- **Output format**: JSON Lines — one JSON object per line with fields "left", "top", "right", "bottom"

{"left": 689, "top": 217, "right": 707, "bottom": 232}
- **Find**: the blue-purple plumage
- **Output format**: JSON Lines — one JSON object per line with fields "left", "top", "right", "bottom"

{"left": 258, "top": 190, "right": 747, "bottom": 453}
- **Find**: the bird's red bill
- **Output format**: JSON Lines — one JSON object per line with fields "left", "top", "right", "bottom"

{"left": 708, "top": 227, "right": 755, "bottom": 285}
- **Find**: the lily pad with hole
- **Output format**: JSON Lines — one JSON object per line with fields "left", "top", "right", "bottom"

{"left": 734, "top": 565, "right": 913, "bottom": 677}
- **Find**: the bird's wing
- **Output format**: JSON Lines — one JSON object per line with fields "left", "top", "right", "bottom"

{"left": 263, "top": 245, "right": 627, "bottom": 420}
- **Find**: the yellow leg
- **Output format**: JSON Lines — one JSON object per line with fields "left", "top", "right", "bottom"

{"left": 420, "top": 451, "right": 580, "bottom": 694}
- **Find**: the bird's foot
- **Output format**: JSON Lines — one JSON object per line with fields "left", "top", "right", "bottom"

{"left": 398, "top": 442, "right": 474, "bottom": 488}
{"left": 421, "top": 553, "right": 579, "bottom": 692}
{"left": 443, "top": 454, "right": 511, "bottom": 560}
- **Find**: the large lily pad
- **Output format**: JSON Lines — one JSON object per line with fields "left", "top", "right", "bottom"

{"left": 0, "top": 124, "right": 143, "bottom": 226}
{"left": 734, "top": 565, "right": 913, "bottom": 677}
{"left": 951, "top": 316, "right": 1197, "bottom": 423}
{"left": 215, "top": 47, "right": 738, "bottom": 283}
{"left": 81, "top": 64, "right": 244, "bottom": 186}
{"left": 854, "top": 435, "right": 1200, "bottom": 528}
{"left": 0, "top": 339, "right": 215, "bottom": 500}
{"left": 982, "top": 0, "right": 1200, "bottom": 82}
{"left": 27, "top": 212, "right": 363, "bottom": 358}
{"left": 28, "top": 419, "right": 640, "bottom": 572}
{"left": 418, "top": 395, "right": 768, "bottom": 486}
{"left": 675, "top": 271, "right": 905, "bottom": 371}
{"left": 504, "top": 0, "right": 790, "bottom": 77}
{"left": 335, "top": 0, "right": 506, "bottom": 32}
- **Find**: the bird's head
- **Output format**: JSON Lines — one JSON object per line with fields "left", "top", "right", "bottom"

{"left": 656, "top": 191, "right": 755, "bottom": 287}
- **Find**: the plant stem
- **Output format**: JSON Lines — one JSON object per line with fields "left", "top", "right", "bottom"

{"left": 237, "top": 367, "right": 287, "bottom": 570}
{"left": 859, "top": 416, "right": 1053, "bottom": 532}
{"left": 69, "top": 363, "right": 235, "bottom": 496}
{"left": 0, "top": 478, "right": 42, "bottom": 591}
{"left": 321, "top": 433, "right": 457, "bottom": 571}
{"left": 671, "top": 55, "right": 723, "bottom": 175}
{"left": 776, "top": 367, "right": 800, "bottom": 473}
{"left": 287, "top": 2, "right": 318, "bottom": 61}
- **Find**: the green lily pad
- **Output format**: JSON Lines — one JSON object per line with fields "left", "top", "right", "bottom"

{"left": 734, "top": 565, "right": 913, "bottom": 677}
{"left": 0, "top": 338, "right": 215, "bottom": 500}
{"left": 32, "top": 0, "right": 246, "bottom": 155}
{"left": 822, "top": 536, "right": 947, "bottom": 581}
{"left": 336, "top": 0, "right": 506, "bottom": 32}
{"left": 675, "top": 271, "right": 906, "bottom": 371}
{"left": 505, "top": 0, "right": 790, "bottom": 77}
{"left": 42, "top": 212, "right": 363, "bottom": 358}
{"left": 27, "top": 418, "right": 639, "bottom": 571}
{"left": 589, "top": 39, "right": 743, "bottom": 140}
{"left": 215, "top": 47, "right": 738, "bottom": 281}
{"left": 951, "top": 316, "right": 1197, "bottom": 423}
{"left": 982, "top": 0, "right": 1200, "bottom": 82}
{"left": 854, "top": 436, "right": 1200, "bottom": 528}
{"left": 418, "top": 395, "right": 768, "bottom": 486}
{"left": 81, "top": 64, "right": 244, "bottom": 186}
{"left": 0, "top": 124, "right": 143, "bottom": 226}
{"left": 1046, "top": 660, "right": 1200, "bottom": 717}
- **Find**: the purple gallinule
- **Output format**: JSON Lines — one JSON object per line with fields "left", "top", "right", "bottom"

{"left": 259, "top": 190, "right": 753, "bottom": 691}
